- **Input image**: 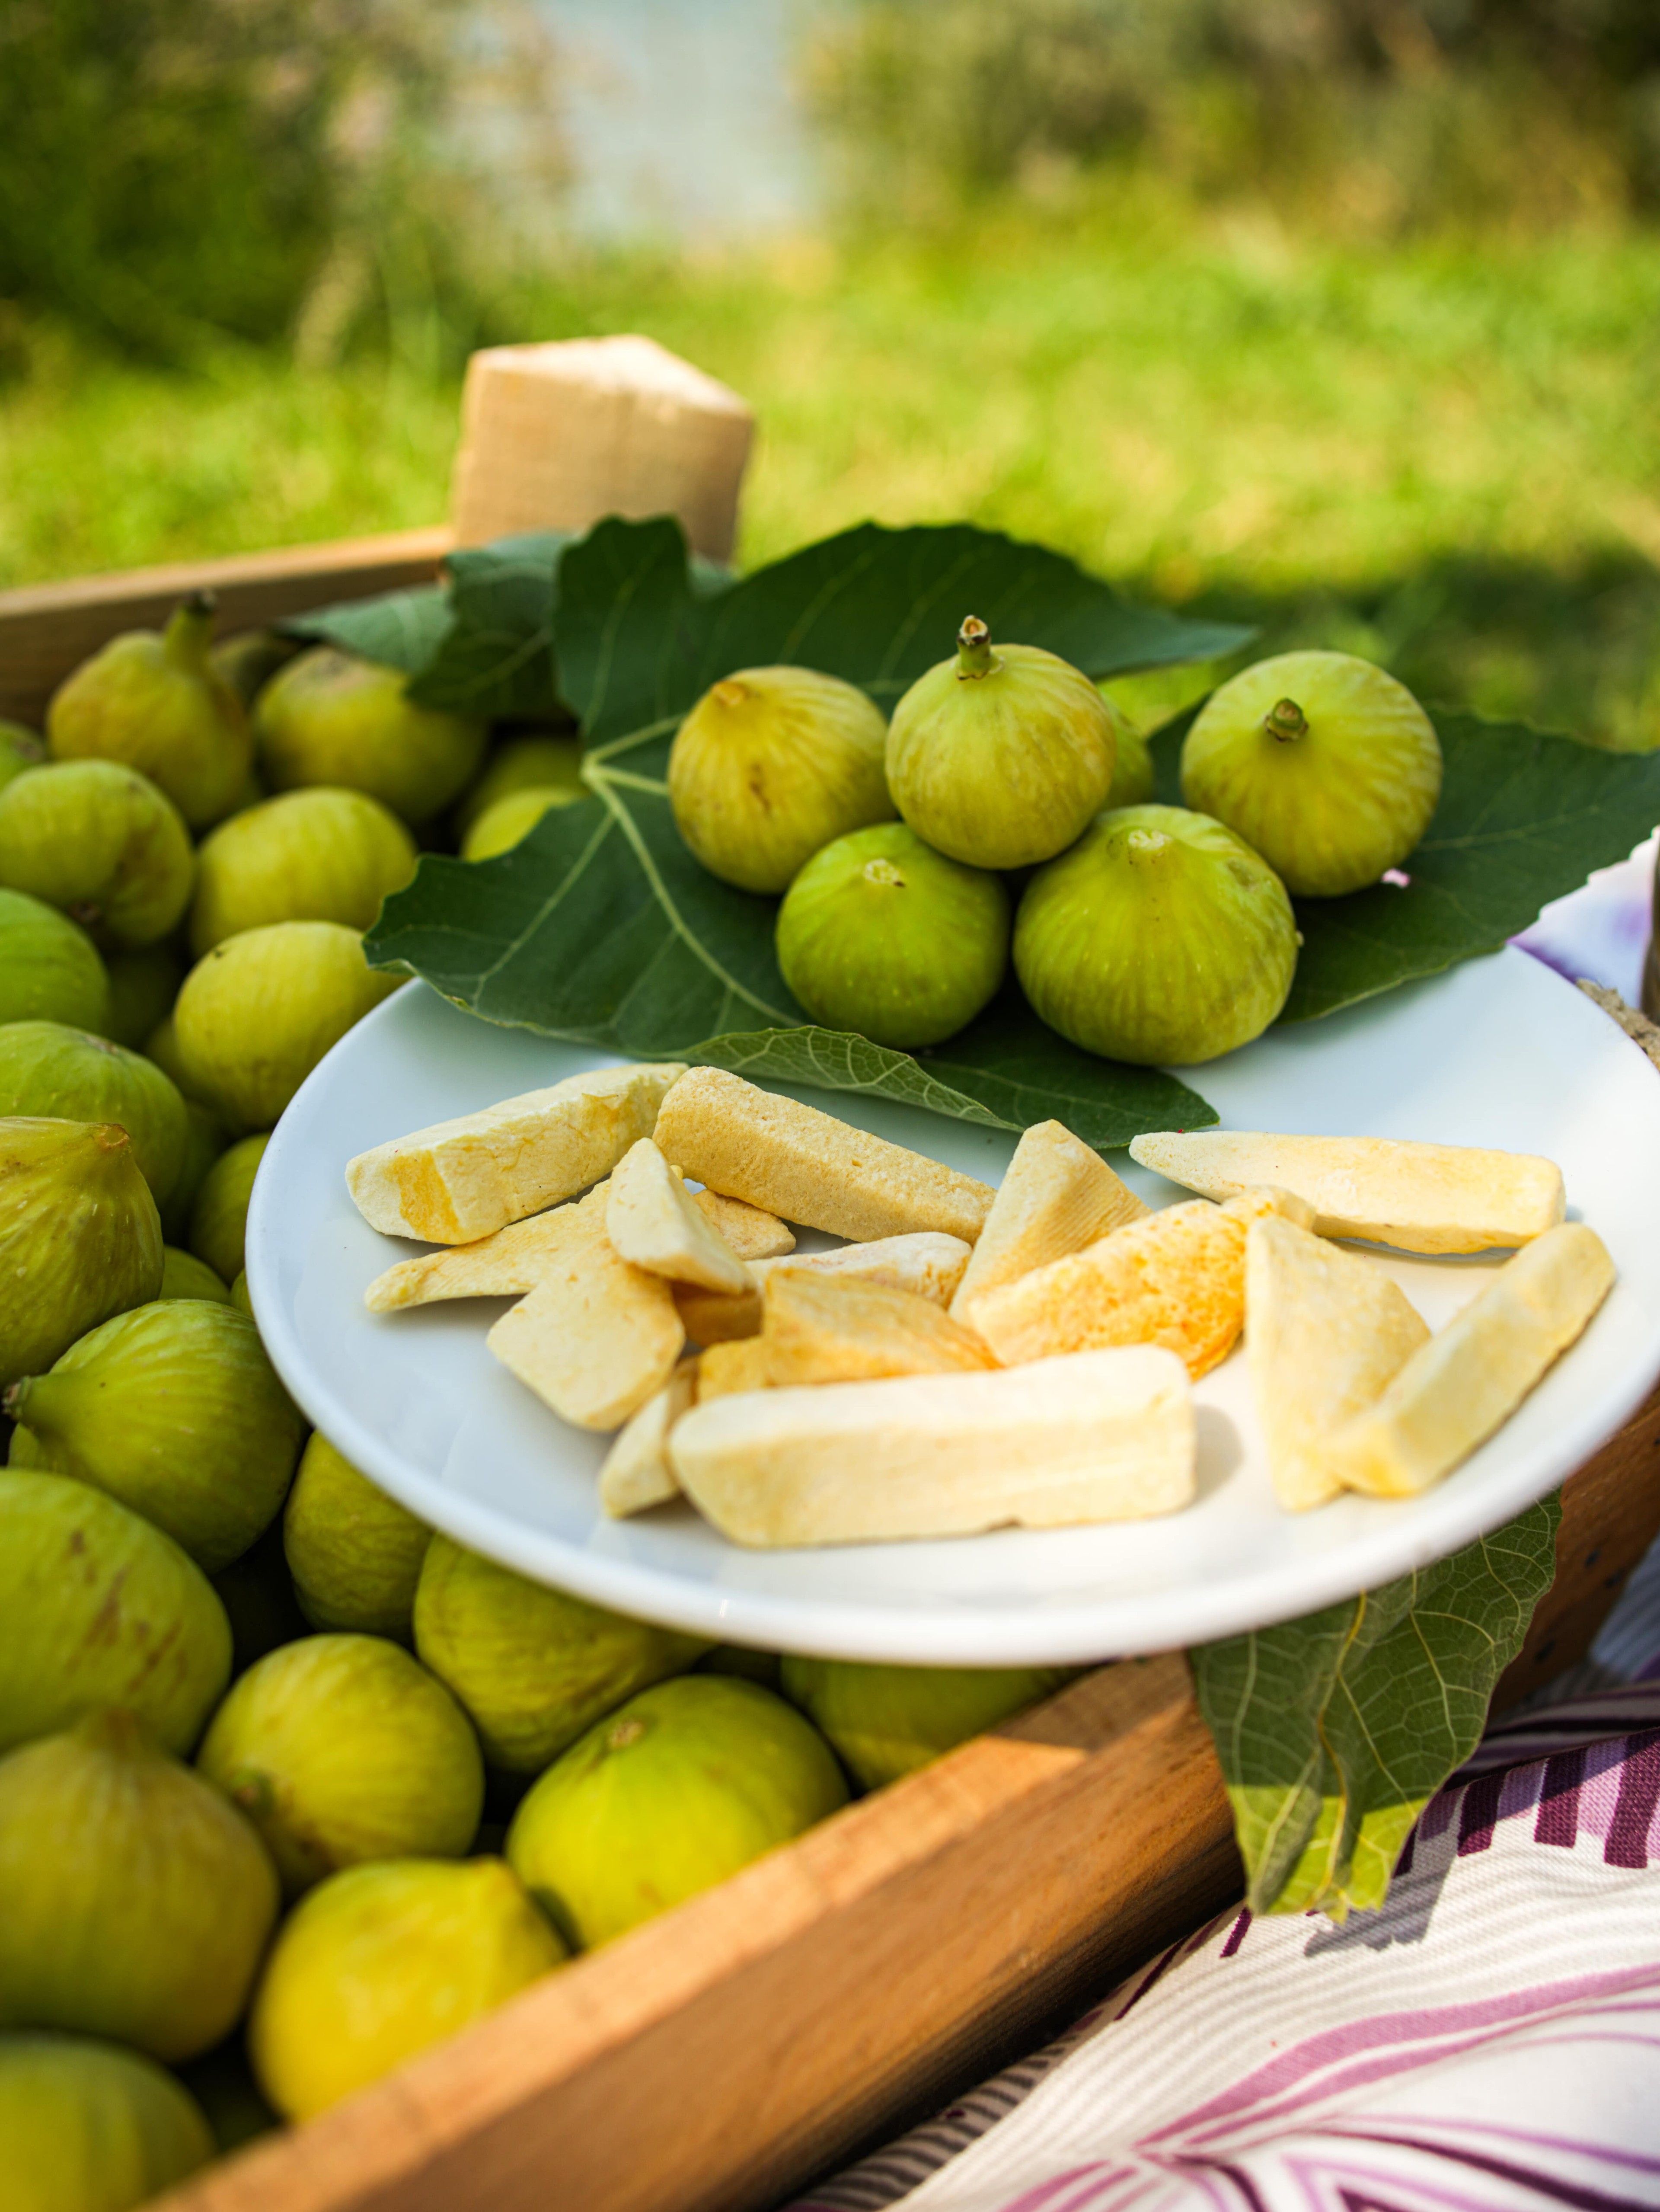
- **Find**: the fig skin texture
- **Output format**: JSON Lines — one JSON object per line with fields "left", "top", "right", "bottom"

{"left": 1014, "top": 803, "right": 1299, "bottom": 1066}
{"left": 0, "top": 2032, "right": 215, "bottom": 2211}
{"left": 283, "top": 1434, "right": 431, "bottom": 1641}
{"left": 1181, "top": 649, "right": 1442, "bottom": 898}
{"left": 249, "top": 1856, "right": 566, "bottom": 2121}
{"left": 668, "top": 665, "right": 894, "bottom": 895}
{"left": 775, "top": 822, "right": 1010, "bottom": 1049}
{"left": 6, "top": 1299, "right": 306, "bottom": 1573}
{"left": 158, "top": 1100, "right": 229, "bottom": 1246}
{"left": 197, "top": 1633, "right": 484, "bottom": 1897}
{"left": 458, "top": 734, "right": 584, "bottom": 834}
{"left": 158, "top": 1247, "right": 232, "bottom": 1304}
{"left": 174, "top": 921, "right": 401, "bottom": 1132}
{"left": 255, "top": 647, "right": 488, "bottom": 826}
{"left": 886, "top": 617, "right": 1117, "bottom": 870}
{"left": 0, "top": 1708, "right": 279, "bottom": 2062}
{"left": 104, "top": 944, "right": 185, "bottom": 1052}
{"left": 1102, "top": 700, "right": 1156, "bottom": 809}
{"left": 0, "top": 1469, "right": 230, "bottom": 1757}
{"left": 47, "top": 593, "right": 252, "bottom": 834}
{"left": 413, "top": 1535, "right": 710, "bottom": 1772}
{"left": 187, "top": 1131, "right": 268, "bottom": 1282}
{"left": 0, "top": 719, "right": 46, "bottom": 792}
{"left": 461, "top": 786, "right": 580, "bottom": 862}
{"left": 0, "top": 887, "right": 110, "bottom": 1032}
{"left": 189, "top": 786, "right": 418, "bottom": 957}
{"left": 210, "top": 628, "right": 301, "bottom": 708}
{"left": 0, "top": 1021, "right": 187, "bottom": 1204}
{"left": 0, "top": 1118, "right": 162, "bottom": 1387}
{"left": 0, "top": 760, "right": 194, "bottom": 949}
{"left": 507, "top": 1675, "right": 848, "bottom": 1950}
{"left": 780, "top": 1657, "right": 1077, "bottom": 1790}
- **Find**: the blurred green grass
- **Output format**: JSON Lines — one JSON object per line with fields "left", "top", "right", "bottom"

{"left": 5, "top": 200, "right": 1658, "bottom": 746}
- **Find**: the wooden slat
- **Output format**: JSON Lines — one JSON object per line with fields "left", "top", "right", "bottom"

{"left": 0, "top": 528, "right": 452, "bottom": 728}
{"left": 152, "top": 1388, "right": 1660, "bottom": 2212}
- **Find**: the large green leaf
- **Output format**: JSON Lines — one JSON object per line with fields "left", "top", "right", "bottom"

{"left": 1188, "top": 1497, "right": 1560, "bottom": 1919}
{"left": 283, "top": 584, "right": 452, "bottom": 674}
{"left": 1150, "top": 706, "right": 1660, "bottom": 1023}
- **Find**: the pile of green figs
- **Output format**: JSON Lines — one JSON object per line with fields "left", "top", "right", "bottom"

{"left": 669, "top": 624, "right": 1442, "bottom": 1064}
{"left": 0, "top": 591, "right": 1078, "bottom": 2207}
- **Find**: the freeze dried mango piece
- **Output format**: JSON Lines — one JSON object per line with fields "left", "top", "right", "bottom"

{"left": 696, "top": 1337, "right": 773, "bottom": 1402}
{"left": 1245, "top": 1216, "right": 1430, "bottom": 1512}
{"left": 599, "top": 1358, "right": 699, "bottom": 1518}
{"left": 951, "top": 1119, "right": 1148, "bottom": 1321}
{"left": 762, "top": 1269, "right": 995, "bottom": 1387}
{"left": 675, "top": 1280, "right": 763, "bottom": 1346}
{"left": 691, "top": 1188, "right": 795, "bottom": 1260}
{"left": 969, "top": 1199, "right": 1248, "bottom": 1379}
{"left": 653, "top": 1067, "right": 995, "bottom": 1244}
{"left": 487, "top": 1186, "right": 684, "bottom": 1430}
{"left": 670, "top": 1346, "right": 1195, "bottom": 1547}
{"left": 363, "top": 1195, "right": 600, "bottom": 1313}
{"left": 674, "top": 1231, "right": 973, "bottom": 1348}
{"left": 348, "top": 1062, "right": 687, "bottom": 1244}
{"left": 1331, "top": 1222, "right": 1615, "bottom": 1499}
{"left": 1128, "top": 1128, "right": 1564, "bottom": 1256}
{"left": 607, "top": 1139, "right": 749, "bottom": 1293}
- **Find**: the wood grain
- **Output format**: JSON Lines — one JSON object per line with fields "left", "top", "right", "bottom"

{"left": 0, "top": 528, "right": 451, "bottom": 728}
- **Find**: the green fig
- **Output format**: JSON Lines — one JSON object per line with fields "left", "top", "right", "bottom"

{"left": 0, "top": 1708, "right": 279, "bottom": 2061}
{"left": 1102, "top": 700, "right": 1156, "bottom": 808}
{"left": 158, "top": 1099, "right": 228, "bottom": 1244}
{"left": 0, "top": 2032, "right": 214, "bottom": 2212}
{"left": 0, "top": 1469, "right": 230, "bottom": 1756}
{"left": 249, "top": 1856, "right": 565, "bottom": 2120}
{"left": 230, "top": 1269, "right": 253, "bottom": 1317}
{"left": 189, "top": 787, "right": 418, "bottom": 956}
{"left": 0, "top": 720, "right": 46, "bottom": 792}
{"left": 187, "top": 1132, "right": 268, "bottom": 1282}
{"left": 210, "top": 1522, "right": 310, "bottom": 1678}
{"left": 0, "top": 1119, "right": 162, "bottom": 1387}
{"left": 696, "top": 1645, "right": 783, "bottom": 1690}
{"left": 210, "top": 628, "right": 301, "bottom": 708}
{"left": 141, "top": 1009, "right": 207, "bottom": 1104}
{"left": 886, "top": 617, "right": 1117, "bottom": 869}
{"left": 413, "top": 1535, "right": 709, "bottom": 1772}
{"left": 1014, "top": 804, "right": 1299, "bottom": 1065}
{"left": 1181, "top": 650, "right": 1443, "bottom": 898}
{"left": 458, "top": 735, "right": 584, "bottom": 833}
{"left": 506, "top": 1675, "right": 847, "bottom": 1949}
{"left": 779, "top": 1657, "right": 1076, "bottom": 1789}
{"left": 283, "top": 1434, "right": 431, "bottom": 1640}
{"left": 255, "top": 648, "right": 487, "bottom": 826}
{"left": 0, "top": 761, "right": 194, "bottom": 949}
{"left": 48, "top": 594, "right": 252, "bottom": 833}
{"left": 6, "top": 1300, "right": 305, "bottom": 1573}
{"left": 668, "top": 666, "right": 894, "bottom": 894}
{"left": 0, "top": 888, "right": 110, "bottom": 1032}
{"left": 174, "top": 921, "right": 401, "bottom": 1132}
{"left": 198, "top": 1633, "right": 483, "bottom": 1896}
{"left": 159, "top": 1247, "right": 231, "bottom": 1303}
{"left": 461, "top": 786, "right": 580, "bottom": 862}
{"left": 103, "top": 944, "right": 184, "bottom": 1052}
{"left": 775, "top": 822, "right": 1009, "bottom": 1049}
{"left": 0, "top": 1022, "right": 186, "bottom": 1203}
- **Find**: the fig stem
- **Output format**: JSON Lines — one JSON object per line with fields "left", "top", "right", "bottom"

{"left": 164, "top": 590, "right": 218, "bottom": 673}
{"left": 955, "top": 616, "right": 1000, "bottom": 681}
{"left": 1264, "top": 697, "right": 1308, "bottom": 743}
{"left": 1, "top": 1378, "right": 27, "bottom": 1420}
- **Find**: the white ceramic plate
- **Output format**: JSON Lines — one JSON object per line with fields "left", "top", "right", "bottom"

{"left": 246, "top": 949, "right": 1660, "bottom": 1665}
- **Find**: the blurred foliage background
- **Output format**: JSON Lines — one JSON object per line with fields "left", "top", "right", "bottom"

{"left": 2, "top": 0, "right": 1658, "bottom": 746}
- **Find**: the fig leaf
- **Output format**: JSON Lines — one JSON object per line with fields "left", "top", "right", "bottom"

{"left": 1150, "top": 705, "right": 1660, "bottom": 1023}
{"left": 1189, "top": 1494, "right": 1558, "bottom": 1920}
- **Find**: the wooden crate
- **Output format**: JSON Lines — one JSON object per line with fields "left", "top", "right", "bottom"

{"left": 6, "top": 540, "right": 1658, "bottom": 2212}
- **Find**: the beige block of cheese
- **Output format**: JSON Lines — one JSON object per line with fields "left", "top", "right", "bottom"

{"left": 653, "top": 1068, "right": 995, "bottom": 1245}
{"left": 487, "top": 1186, "right": 684, "bottom": 1430}
{"left": 607, "top": 1140, "right": 749, "bottom": 1293}
{"left": 1245, "top": 1215, "right": 1430, "bottom": 1513}
{"left": 1128, "top": 1129, "right": 1565, "bottom": 1256}
{"left": 950, "top": 1119, "right": 1149, "bottom": 1322}
{"left": 691, "top": 1188, "right": 795, "bottom": 1260}
{"left": 598, "top": 1358, "right": 699, "bottom": 1518}
{"left": 761, "top": 1269, "right": 995, "bottom": 1388}
{"left": 674, "top": 1231, "right": 973, "bottom": 1346}
{"left": 348, "top": 1063, "right": 686, "bottom": 1244}
{"left": 670, "top": 1346, "right": 1195, "bottom": 1547}
{"left": 1330, "top": 1221, "right": 1615, "bottom": 1498}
